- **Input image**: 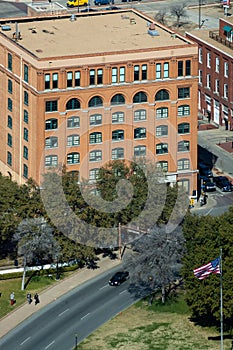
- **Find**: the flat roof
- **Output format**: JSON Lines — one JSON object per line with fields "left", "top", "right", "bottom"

{"left": 1, "top": 10, "right": 193, "bottom": 59}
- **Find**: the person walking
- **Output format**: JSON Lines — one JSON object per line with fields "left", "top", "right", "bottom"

{"left": 27, "top": 292, "right": 32, "bottom": 304}
{"left": 34, "top": 293, "right": 40, "bottom": 305}
{"left": 10, "top": 292, "right": 15, "bottom": 305}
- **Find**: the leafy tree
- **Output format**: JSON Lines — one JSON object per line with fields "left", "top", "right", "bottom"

{"left": 182, "top": 211, "right": 233, "bottom": 329}
{"left": 170, "top": 3, "right": 188, "bottom": 27}
{"left": 123, "top": 225, "right": 185, "bottom": 303}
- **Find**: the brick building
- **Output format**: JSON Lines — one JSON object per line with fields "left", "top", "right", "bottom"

{"left": 186, "top": 16, "right": 233, "bottom": 129}
{"left": 0, "top": 9, "right": 198, "bottom": 195}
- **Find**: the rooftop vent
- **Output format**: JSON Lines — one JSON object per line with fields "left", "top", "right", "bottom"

{"left": 1, "top": 25, "right": 11, "bottom": 31}
{"left": 70, "top": 14, "right": 77, "bottom": 22}
{"left": 148, "top": 23, "right": 159, "bottom": 37}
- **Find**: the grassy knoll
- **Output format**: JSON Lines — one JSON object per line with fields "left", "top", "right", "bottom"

{"left": 78, "top": 295, "right": 232, "bottom": 350}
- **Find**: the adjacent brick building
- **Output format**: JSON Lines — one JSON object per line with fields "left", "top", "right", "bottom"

{"left": 0, "top": 9, "right": 198, "bottom": 194}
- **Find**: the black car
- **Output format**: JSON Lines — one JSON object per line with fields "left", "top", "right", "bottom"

{"left": 200, "top": 175, "right": 216, "bottom": 192}
{"left": 213, "top": 176, "right": 233, "bottom": 192}
{"left": 109, "top": 271, "right": 129, "bottom": 286}
{"left": 105, "top": 6, "right": 120, "bottom": 10}
{"left": 81, "top": 8, "right": 98, "bottom": 12}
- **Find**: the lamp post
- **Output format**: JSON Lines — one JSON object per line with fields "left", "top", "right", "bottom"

{"left": 55, "top": 254, "right": 60, "bottom": 280}
{"left": 198, "top": 0, "right": 201, "bottom": 29}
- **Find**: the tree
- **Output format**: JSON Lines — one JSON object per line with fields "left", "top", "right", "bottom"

{"left": 154, "top": 9, "right": 167, "bottom": 25}
{"left": 170, "top": 3, "right": 188, "bottom": 27}
{"left": 122, "top": 225, "right": 185, "bottom": 303}
{"left": 182, "top": 210, "right": 233, "bottom": 329}
{"left": 14, "top": 218, "right": 60, "bottom": 290}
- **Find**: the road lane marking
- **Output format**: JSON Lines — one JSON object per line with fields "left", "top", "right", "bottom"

{"left": 99, "top": 284, "right": 108, "bottom": 290}
{"left": 45, "top": 340, "right": 55, "bottom": 349}
{"left": 58, "top": 308, "right": 69, "bottom": 317}
{"left": 119, "top": 290, "right": 128, "bottom": 295}
{"left": 205, "top": 208, "right": 213, "bottom": 216}
{"left": 81, "top": 312, "right": 90, "bottom": 320}
{"left": 20, "top": 337, "right": 31, "bottom": 346}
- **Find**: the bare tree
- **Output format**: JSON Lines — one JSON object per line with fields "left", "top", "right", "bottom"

{"left": 170, "top": 3, "right": 188, "bottom": 27}
{"left": 14, "top": 218, "right": 60, "bottom": 290}
{"left": 154, "top": 9, "right": 167, "bottom": 26}
{"left": 122, "top": 225, "right": 185, "bottom": 303}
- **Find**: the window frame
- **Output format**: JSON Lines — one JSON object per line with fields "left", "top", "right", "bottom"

{"left": 156, "top": 125, "right": 168, "bottom": 137}
{"left": 67, "top": 134, "right": 80, "bottom": 147}
{"left": 156, "top": 143, "right": 168, "bottom": 155}
{"left": 134, "top": 109, "right": 146, "bottom": 121}
{"left": 178, "top": 87, "right": 190, "bottom": 99}
{"left": 89, "top": 132, "right": 102, "bottom": 144}
{"left": 156, "top": 107, "right": 168, "bottom": 119}
{"left": 177, "top": 158, "right": 190, "bottom": 170}
{"left": 45, "top": 118, "right": 58, "bottom": 130}
{"left": 178, "top": 105, "right": 190, "bottom": 117}
{"left": 89, "top": 150, "right": 102, "bottom": 162}
{"left": 134, "top": 145, "right": 146, "bottom": 157}
{"left": 90, "top": 114, "right": 102, "bottom": 126}
{"left": 112, "top": 147, "right": 124, "bottom": 160}
{"left": 112, "top": 111, "right": 124, "bottom": 123}
{"left": 178, "top": 140, "right": 190, "bottom": 152}
{"left": 178, "top": 122, "right": 190, "bottom": 134}
{"left": 67, "top": 152, "right": 80, "bottom": 165}
{"left": 112, "top": 129, "right": 124, "bottom": 142}
{"left": 67, "top": 116, "right": 80, "bottom": 128}
{"left": 45, "top": 100, "right": 58, "bottom": 112}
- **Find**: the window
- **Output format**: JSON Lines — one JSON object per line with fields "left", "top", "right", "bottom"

{"left": 24, "top": 128, "right": 28, "bottom": 141}
{"left": 224, "top": 84, "right": 228, "bottom": 99}
{"left": 156, "top": 107, "right": 168, "bottom": 119}
{"left": 24, "top": 91, "right": 29, "bottom": 106}
{"left": 97, "top": 69, "right": 103, "bottom": 84}
{"left": 112, "top": 67, "right": 117, "bottom": 83}
{"left": 207, "top": 52, "right": 211, "bottom": 68}
{"left": 112, "top": 129, "right": 124, "bottom": 141}
{"left": 67, "top": 134, "right": 80, "bottom": 147}
{"left": 45, "top": 74, "right": 50, "bottom": 90}
{"left": 24, "top": 64, "right": 29, "bottom": 83}
{"left": 67, "top": 72, "right": 73, "bottom": 87}
{"left": 163, "top": 62, "right": 169, "bottom": 78}
{"left": 134, "top": 109, "right": 146, "bottom": 121}
{"left": 112, "top": 112, "right": 124, "bottom": 123}
{"left": 23, "top": 146, "right": 28, "bottom": 160}
{"left": 89, "top": 150, "right": 102, "bottom": 162}
{"left": 134, "top": 65, "right": 140, "bottom": 81}
{"left": 133, "top": 92, "right": 147, "bottom": 103}
{"left": 88, "top": 96, "right": 103, "bottom": 108}
{"left": 206, "top": 74, "right": 211, "bottom": 89}
{"left": 178, "top": 87, "right": 190, "bottom": 99}
{"left": 46, "top": 101, "right": 58, "bottom": 112}
{"left": 90, "top": 114, "right": 102, "bottom": 126}
{"left": 178, "top": 105, "right": 190, "bottom": 116}
{"left": 75, "top": 71, "right": 80, "bottom": 86}
{"left": 215, "top": 57, "right": 220, "bottom": 73}
{"left": 7, "top": 133, "right": 12, "bottom": 147}
{"left": 142, "top": 65, "right": 147, "bottom": 80}
{"left": 45, "top": 155, "right": 58, "bottom": 167}
{"left": 8, "top": 98, "right": 12, "bottom": 111}
{"left": 199, "top": 69, "right": 202, "bottom": 84}
{"left": 156, "top": 143, "right": 168, "bottom": 154}
{"left": 90, "top": 132, "right": 102, "bottom": 144}
{"left": 53, "top": 73, "right": 58, "bottom": 88}
{"left": 185, "top": 60, "right": 191, "bottom": 76}
{"left": 66, "top": 98, "right": 80, "bottom": 110}
{"left": 119, "top": 67, "right": 125, "bottom": 82}
{"left": 156, "top": 125, "right": 168, "bottom": 137}
{"left": 156, "top": 161, "right": 168, "bottom": 171}
{"left": 112, "top": 147, "right": 124, "bottom": 160}
{"left": 156, "top": 63, "right": 161, "bottom": 79}
{"left": 178, "top": 140, "right": 190, "bottom": 152}
{"left": 178, "top": 122, "right": 190, "bottom": 134}
{"left": 23, "top": 164, "right": 28, "bottom": 179}
{"left": 67, "top": 116, "right": 80, "bottom": 128}
{"left": 89, "top": 69, "right": 95, "bottom": 85}
{"left": 24, "top": 110, "right": 28, "bottom": 123}
{"left": 134, "top": 127, "right": 146, "bottom": 139}
{"left": 7, "top": 151, "right": 12, "bottom": 166}
{"left": 8, "top": 79, "right": 12, "bottom": 94}
{"left": 134, "top": 145, "right": 146, "bottom": 157}
{"left": 155, "top": 89, "right": 169, "bottom": 101}
{"left": 178, "top": 61, "right": 183, "bottom": 77}
{"left": 45, "top": 136, "right": 58, "bottom": 148}
{"left": 45, "top": 118, "right": 58, "bottom": 130}
{"left": 215, "top": 79, "right": 219, "bottom": 94}
{"left": 111, "top": 94, "right": 125, "bottom": 105}
{"left": 8, "top": 53, "right": 12, "bottom": 71}
{"left": 67, "top": 152, "right": 80, "bottom": 164}
{"left": 224, "top": 62, "right": 228, "bottom": 77}
{"left": 177, "top": 158, "right": 190, "bottom": 170}
{"left": 178, "top": 179, "right": 190, "bottom": 193}
{"left": 89, "top": 168, "right": 99, "bottom": 181}
{"left": 199, "top": 48, "right": 202, "bottom": 63}
{"left": 7, "top": 115, "right": 12, "bottom": 129}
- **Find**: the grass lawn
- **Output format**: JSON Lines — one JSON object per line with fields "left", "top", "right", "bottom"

{"left": 78, "top": 294, "right": 232, "bottom": 350}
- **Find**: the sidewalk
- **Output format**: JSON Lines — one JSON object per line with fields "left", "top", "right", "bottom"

{"left": 0, "top": 255, "right": 121, "bottom": 338}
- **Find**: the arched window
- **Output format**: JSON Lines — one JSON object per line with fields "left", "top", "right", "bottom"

{"left": 177, "top": 158, "right": 190, "bottom": 170}
{"left": 111, "top": 94, "right": 125, "bottom": 105}
{"left": 66, "top": 98, "right": 80, "bottom": 110}
{"left": 45, "top": 136, "right": 58, "bottom": 148}
{"left": 178, "top": 140, "right": 190, "bottom": 152}
{"left": 67, "top": 152, "right": 80, "bottom": 164}
{"left": 156, "top": 107, "right": 168, "bottom": 119}
{"left": 112, "top": 147, "right": 124, "bottom": 160}
{"left": 155, "top": 89, "right": 170, "bottom": 101}
{"left": 178, "top": 123, "right": 190, "bottom": 134}
{"left": 156, "top": 161, "right": 168, "bottom": 172}
{"left": 45, "top": 118, "right": 58, "bottom": 130}
{"left": 133, "top": 92, "right": 147, "bottom": 103}
{"left": 156, "top": 143, "right": 168, "bottom": 154}
{"left": 89, "top": 132, "right": 102, "bottom": 144}
{"left": 88, "top": 96, "right": 103, "bottom": 108}
{"left": 134, "top": 127, "right": 146, "bottom": 139}
{"left": 67, "top": 134, "right": 80, "bottom": 147}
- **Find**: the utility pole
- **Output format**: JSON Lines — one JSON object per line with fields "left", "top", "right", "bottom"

{"left": 198, "top": 0, "right": 201, "bottom": 29}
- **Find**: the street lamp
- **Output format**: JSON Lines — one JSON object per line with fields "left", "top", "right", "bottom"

{"left": 55, "top": 254, "right": 60, "bottom": 280}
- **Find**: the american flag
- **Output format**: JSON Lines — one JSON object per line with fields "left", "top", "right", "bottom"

{"left": 194, "top": 257, "right": 221, "bottom": 280}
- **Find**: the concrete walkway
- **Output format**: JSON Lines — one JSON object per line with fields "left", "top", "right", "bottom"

{"left": 0, "top": 256, "right": 121, "bottom": 338}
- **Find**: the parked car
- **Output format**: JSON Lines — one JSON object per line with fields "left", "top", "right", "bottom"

{"left": 213, "top": 176, "right": 233, "bottom": 192}
{"left": 94, "top": 0, "right": 110, "bottom": 6}
{"left": 198, "top": 163, "right": 213, "bottom": 177}
{"left": 105, "top": 6, "right": 120, "bottom": 10}
{"left": 122, "top": 0, "right": 141, "bottom": 2}
{"left": 109, "top": 271, "right": 129, "bottom": 286}
{"left": 81, "top": 8, "right": 98, "bottom": 12}
{"left": 199, "top": 175, "right": 216, "bottom": 192}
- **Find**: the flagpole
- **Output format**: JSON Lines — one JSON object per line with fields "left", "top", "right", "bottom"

{"left": 220, "top": 247, "right": 223, "bottom": 350}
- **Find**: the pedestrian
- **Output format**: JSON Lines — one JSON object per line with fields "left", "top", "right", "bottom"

{"left": 27, "top": 292, "right": 32, "bottom": 304}
{"left": 10, "top": 291, "right": 15, "bottom": 305}
{"left": 34, "top": 293, "right": 40, "bottom": 305}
